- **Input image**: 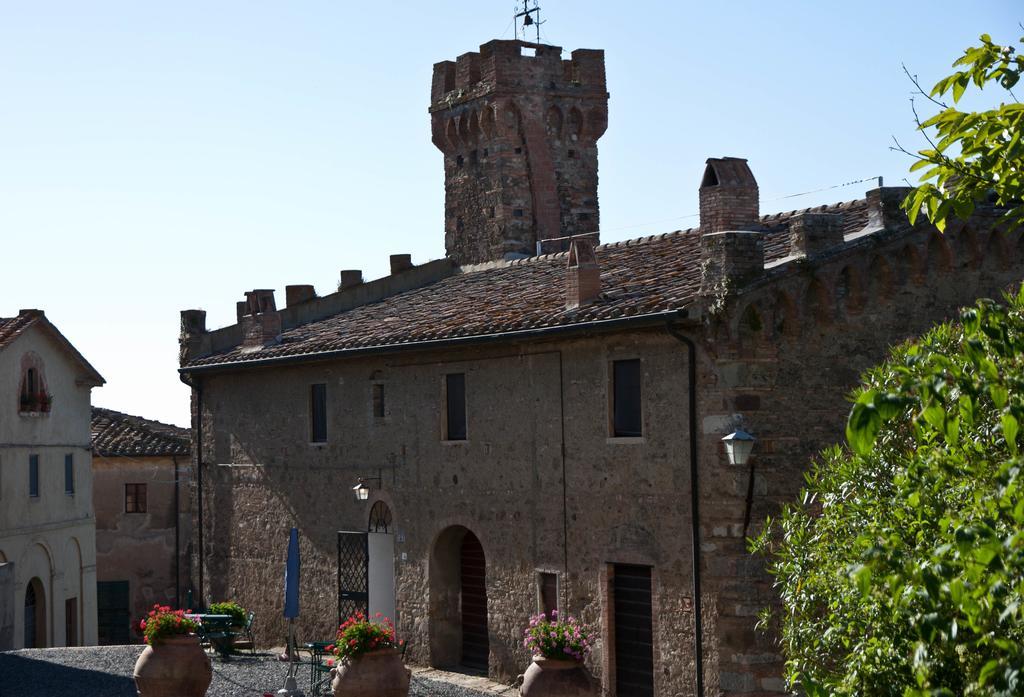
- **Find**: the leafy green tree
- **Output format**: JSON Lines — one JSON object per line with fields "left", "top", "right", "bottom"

{"left": 752, "top": 290, "right": 1024, "bottom": 696}
{"left": 897, "top": 32, "right": 1024, "bottom": 230}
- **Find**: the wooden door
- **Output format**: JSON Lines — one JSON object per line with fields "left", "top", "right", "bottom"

{"left": 613, "top": 564, "right": 654, "bottom": 697}
{"left": 459, "top": 531, "right": 488, "bottom": 673}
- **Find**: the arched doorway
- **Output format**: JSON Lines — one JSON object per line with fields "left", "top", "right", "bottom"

{"left": 25, "top": 577, "right": 46, "bottom": 648}
{"left": 429, "top": 526, "right": 489, "bottom": 674}
{"left": 367, "top": 501, "right": 396, "bottom": 623}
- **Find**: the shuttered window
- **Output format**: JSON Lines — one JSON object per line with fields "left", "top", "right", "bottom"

{"left": 613, "top": 359, "right": 643, "bottom": 437}
{"left": 310, "top": 383, "right": 327, "bottom": 443}
{"left": 65, "top": 454, "right": 74, "bottom": 495}
{"left": 29, "top": 455, "right": 39, "bottom": 497}
{"left": 445, "top": 373, "right": 467, "bottom": 440}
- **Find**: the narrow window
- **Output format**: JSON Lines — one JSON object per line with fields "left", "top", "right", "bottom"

{"left": 456, "top": 154, "right": 464, "bottom": 168}
{"left": 29, "top": 455, "right": 39, "bottom": 497}
{"left": 64, "top": 454, "right": 74, "bottom": 495}
{"left": 310, "top": 383, "right": 327, "bottom": 443}
{"left": 445, "top": 373, "right": 467, "bottom": 441}
{"left": 125, "top": 483, "right": 147, "bottom": 513}
{"left": 539, "top": 572, "right": 558, "bottom": 619}
{"left": 612, "top": 359, "right": 643, "bottom": 437}
{"left": 469, "top": 149, "right": 478, "bottom": 165}
{"left": 372, "top": 383, "right": 385, "bottom": 419}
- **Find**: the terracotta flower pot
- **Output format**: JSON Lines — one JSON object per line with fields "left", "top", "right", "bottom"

{"left": 133, "top": 634, "right": 213, "bottom": 697}
{"left": 520, "top": 656, "right": 596, "bottom": 697}
{"left": 330, "top": 648, "right": 410, "bottom": 697}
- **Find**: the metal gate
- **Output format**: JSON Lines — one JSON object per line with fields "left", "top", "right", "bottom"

{"left": 337, "top": 531, "right": 368, "bottom": 626}
{"left": 613, "top": 564, "right": 654, "bottom": 697}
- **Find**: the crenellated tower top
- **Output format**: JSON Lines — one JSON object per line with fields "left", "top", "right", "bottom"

{"left": 430, "top": 40, "right": 609, "bottom": 264}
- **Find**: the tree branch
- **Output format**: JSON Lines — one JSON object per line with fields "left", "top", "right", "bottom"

{"left": 902, "top": 63, "right": 949, "bottom": 109}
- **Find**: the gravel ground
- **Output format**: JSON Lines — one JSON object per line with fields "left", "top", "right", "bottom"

{"left": 0, "top": 645, "right": 504, "bottom": 697}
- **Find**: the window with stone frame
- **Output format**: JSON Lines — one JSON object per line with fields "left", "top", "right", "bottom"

{"left": 538, "top": 571, "right": 558, "bottom": 619}
{"left": 125, "top": 483, "right": 147, "bottom": 513}
{"left": 611, "top": 359, "right": 643, "bottom": 437}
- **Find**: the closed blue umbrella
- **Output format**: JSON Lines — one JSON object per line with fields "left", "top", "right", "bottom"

{"left": 280, "top": 528, "right": 305, "bottom": 697}
{"left": 284, "top": 527, "right": 300, "bottom": 619}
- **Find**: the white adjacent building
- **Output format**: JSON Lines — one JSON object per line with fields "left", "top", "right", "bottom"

{"left": 0, "top": 309, "right": 104, "bottom": 649}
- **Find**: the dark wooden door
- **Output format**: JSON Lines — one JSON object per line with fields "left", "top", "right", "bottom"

{"left": 97, "top": 581, "right": 130, "bottom": 645}
{"left": 614, "top": 564, "right": 654, "bottom": 697}
{"left": 460, "top": 531, "right": 488, "bottom": 673}
{"left": 24, "top": 582, "right": 38, "bottom": 648}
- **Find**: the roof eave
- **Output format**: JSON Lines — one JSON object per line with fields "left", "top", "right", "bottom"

{"left": 179, "top": 306, "right": 700, "bottom": 376}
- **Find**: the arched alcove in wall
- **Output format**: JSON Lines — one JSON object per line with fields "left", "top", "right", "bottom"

{"left": 429, "top": 526, "right": 489, "bottom": 674}
{"left": 25, "top": 577, "right": 46, "bottom": 648}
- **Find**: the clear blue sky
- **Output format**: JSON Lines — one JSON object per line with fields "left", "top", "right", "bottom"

{"left": 0, "top": 1, "right": 1016, "bottom": 427}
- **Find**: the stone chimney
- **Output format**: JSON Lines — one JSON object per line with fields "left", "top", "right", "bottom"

{"left": 865, "top": 186, "right": 913, "bottom": 232}
{"left": 700, "top": 231, "right": 764, "bottom": 297}
{"left": 789, "top": 213, "right": 843, "bottom": 258}
{"left": 179, "top": 309, "right": 207, "bottom": 364}
{"left": 390, "top": 254, "right": 413, "bottom": 274}
{"left": 339, "top": 270, "right": 364, "bottom": 290}
{"left": 699, "top": 157, "right": 760, "bottom": 234}
{"left": 565, "top": 237, "right": 601, "bottom": 310}
{"left": 239, "top": 289, "right": 281, "bottom": 349}
{"left": 285, "top": 285, "right": 317, "bottom": 307}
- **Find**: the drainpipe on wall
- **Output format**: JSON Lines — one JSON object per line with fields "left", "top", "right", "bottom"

{"left": 665, "top": 319, "right": 704, "bottom": 697}
{"left": 172, "top": 454, "right": 180, "bottom": 609}
{"left": 195, "top": 381, "right": 204, "bottom": 607}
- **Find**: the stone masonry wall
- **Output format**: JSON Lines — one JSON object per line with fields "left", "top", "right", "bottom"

{"left": 186, "top": 209, "right": 1022, "bottom": 696}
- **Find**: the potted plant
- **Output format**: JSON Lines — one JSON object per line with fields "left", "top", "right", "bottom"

{"left": 328, "top": 612, "right": 409, "bottom": 697}
{"left": 208, "top": 600, "right": 246, "bottom": 628}
{"left": 520, "top": 611, "right": 597, "bottom": 697}
{"left": 132, "top": 604, "right": 212, "bottom": 697}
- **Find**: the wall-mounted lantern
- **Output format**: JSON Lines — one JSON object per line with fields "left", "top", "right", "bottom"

{"left": 351, "top": 477, "right": 381, "bottom": 502}
{"left": 722, "top": 429, "right": 756, "bottom": 466}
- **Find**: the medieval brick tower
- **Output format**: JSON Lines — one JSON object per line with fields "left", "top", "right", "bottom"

{"left": 430, "top": 40, "right": 609, "bottom": 264}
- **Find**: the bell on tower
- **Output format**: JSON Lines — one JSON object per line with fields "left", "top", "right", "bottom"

{"left": 429, "top": 36, "right": 609, "bottom": 265}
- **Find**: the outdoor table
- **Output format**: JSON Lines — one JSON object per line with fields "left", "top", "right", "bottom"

{"left": 304, "top": 641, "right": 334, "bottom": 695}
{"left": 190, "top": 614, "right": 237, "bottom": 660}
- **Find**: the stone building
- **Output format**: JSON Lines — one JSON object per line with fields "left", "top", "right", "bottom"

{"left": 0, "top": 309, "right": 104, "bottom": 649}
{"left": 177, "top": 38, "right": 1021, "bottom": 696}
{"left": 91, "top": 407, "right": 191, "bottom": 644}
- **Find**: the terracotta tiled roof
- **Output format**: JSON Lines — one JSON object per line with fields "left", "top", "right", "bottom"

{"left": 91, "top": 407, "right": 190, "bottom": 458}
{"left": 0, "top": 309, "right": 105, "bottom": 385}
{"left": 0, "top": 310, "right": 43, "bottom": 350}
{"left": 183, "top": 198, "right": 870, "bottom": 370}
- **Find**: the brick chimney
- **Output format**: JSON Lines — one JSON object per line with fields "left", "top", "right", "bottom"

{"left": 699, "top": 157, "right": 760, "bottom": 233}
{"left": 239, "top": 289, "right": 281, "bottom": 349}
{"left": 565, "top": 237, "right": 601, "bottom": 310}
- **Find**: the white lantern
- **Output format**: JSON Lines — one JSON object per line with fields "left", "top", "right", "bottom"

{"left": 352, "top": 480, "right": 371, "bottom": 501}
{"left": 722, "top": 429, "right": 756, "bottom": 466}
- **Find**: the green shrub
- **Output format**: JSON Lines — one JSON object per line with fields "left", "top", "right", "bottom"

{"left": 753, "top": 290, "right": 1024, "bottom": 696}
{"left": 208, "top": 600, "right": 247, "bottom": 627}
